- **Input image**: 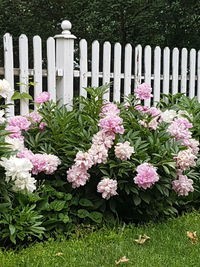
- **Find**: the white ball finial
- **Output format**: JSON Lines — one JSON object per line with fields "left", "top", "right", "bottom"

{"left": 61, "top": 20, "right": 72, "bottom": 35}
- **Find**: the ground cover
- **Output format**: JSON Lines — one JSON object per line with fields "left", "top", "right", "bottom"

{"left": 1, "top": 211, "right": 200, "bottom": 267}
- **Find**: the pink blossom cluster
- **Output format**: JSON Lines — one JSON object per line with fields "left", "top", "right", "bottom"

{"left": 5, "top": 125, "right": 24, "bottom": 140}
{"left": 18, "top": 149, "right": 61, "bottom": 175}
{"left": 172, "top": 174, "right": 194, "bottom": 196}
{"left": 26, "top": 111, "right": 42, "bottom": 123}
{"left": 97, "top": 178, "right": 118, "bottom": 199}
{"left": 174, "top": 149, "right": 197, "bottom": 170}
{"left": 134, "top": 163, "right": 159, "bottom": 189}
{"left": 182, "top": 138, "right": 199, "bottom": 156}
{"left": 67, "top": 102, "right": 124, "bottom": 188}
{"left": 134, "top": 83, "right": 153, "bottom": 100}
{"left": 135, "top": 105, "right": 161, "bottom": 117}
{"left": 35, "top": 92, "right": 50, "bottom": 104}
{"left": 114, "top": 141, "right": 134, "bottom": 160}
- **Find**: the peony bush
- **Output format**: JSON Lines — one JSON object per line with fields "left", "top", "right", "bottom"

{"left": 0, "top": 81, "right": 199, "bottom": 246}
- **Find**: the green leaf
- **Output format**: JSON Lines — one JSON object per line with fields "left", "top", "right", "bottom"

{"left": 11, "top": 91, "right": 21, "bottom": 100}
{"left": 50, "top": 200, "right": 66, "bottom": 211}
{"left": 133, "top": 195, "right": 141, "bottom": 206}
{"left": 88, "top": 212, "right": 103, "bottom": 223}
{"left": 9, "top": 225, "right": 15, "bottom": 236}
{"left": 79, "top": 198, "right": 94, "bottom": 207}
{"left": 21, "top": 92, "right": 33, "bottom": 100}
{"left": 140, "top": 192, "right": 151, "bottom": 204}
{"left": 77, "top": 209, "right": 90, "bottom": 218}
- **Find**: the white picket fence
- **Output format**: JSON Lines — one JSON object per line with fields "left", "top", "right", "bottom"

{"left": 1, "top": 20, "right": 200, "bottom": 116}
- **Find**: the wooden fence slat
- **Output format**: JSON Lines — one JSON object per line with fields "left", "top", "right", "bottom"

{"left": 163, "top": 47, "right": 170, "bottom": 96}
{"left": 79, "top": 39, "right": 88, "bottom": 97}
{"left": 144, "top": 45, "right": 151, "bottom": 106}
{"left": 172, "top": 48, "right": 179, "bottom": 95}
{"left": 197, "top": 50, "right": 200, "bottom": 102}
{"left": 113, "top": 43, "right": 121, "bottom": 102}
{"left": 103, "top": 41, "right": 111, "bottom": 101}
{"left": 33, "top": 35, "right": 42, "bottom": 102}
{"left": 189, "top": 48, "right": 196, "bottom": 98}
{"left": 92, "top": 40, "right": 99, "bottom": 88}
{"left": 124, "top": 44, "right": 132, "bottom": 99}
{"left": 47, "top": 37, "right": 56, "bottom": 101}
{"left": 134, "top": 44, "right": 142, "bottom": 90}
{"left": 19, "top": 34, "right": 29, "bottom": 115}
{"left": 181, "top": 48, "right": 188, "bottom": 94}
{"left": 3, "top": 33, "right": 14, "bottom": 116}
{"left": 153, "top": 46, "right": 161, "bottom": 104}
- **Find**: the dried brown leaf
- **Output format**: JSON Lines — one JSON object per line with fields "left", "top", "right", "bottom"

{"left": 54, "top": 252, "right": 64, "bottom": 256}
{"left": 187, "top": 231, "right": 198, "bottom": 243}
{"left": 134, "top": 234, "right": 150, "bottom": 244}
{"left": 115, "top": 256, "right": 129, "bottom": 265}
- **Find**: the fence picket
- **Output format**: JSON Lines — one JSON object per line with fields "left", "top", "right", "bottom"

{"left": 153, "top": 46, "right": 161, "bottom": 104}
{"left": 103, "top": 42, "right": 111, "bottom": 101}
{"left": 113, "top": 43, "right": 121, "bottom": 102}
{"left": 33, "top": 36, "right": 42, "bottom": 102}
{"left": 19, "top": 34, "right": 29, "bottom": 115}
{"left": 163, "top": 47, "right": 170, "bottom": 96}
{"left": 79, "top": 39, "right": 88, "bottom": 97}
{"left": 124, "top": 44, "right": 132, "bottom": 99}
{"left": 134, "top": 45, "right": 142, "bottom": 91}
{"left": 172, "top": 48, "right": 179, "bottom": 95}
{"left": 3, "top": 33, "right": 14, "bottom": 116}
{"left": 92, "top": 40, "right": 99, "bottom": 88}
{"left": 144, "top": 45, "right": 151, "bottom": 106}
{"left": 181, "top": 48, "right": 188, "bottom": 94}
{"left": 197, "top": 50, "right": 200, "bottom": 102}
{"left": 47, "top": 37, "right": 56, "bottom": 101}
{"left": 189, "top": 49, "right": 196, "bottom": 98}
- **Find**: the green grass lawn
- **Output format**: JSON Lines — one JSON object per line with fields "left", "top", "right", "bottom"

{"left": 1, "top": 212, "right": 200, "bottom": 267}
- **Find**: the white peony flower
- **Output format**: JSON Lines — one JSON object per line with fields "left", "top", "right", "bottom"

{"left": 0, "top": 79, "right": 13, "bottom": 98}
{"left": 12, "top": 173, "right": 36, "bottom": 193}
{"left": 0, "top": 156, "right": 33, "bottom": 181}
{"left": 5, "top": 136, "right": 24, "bottom": 152}
{"left": 0, "top": 110, "right": 6, "bottom": 124}
{"left": 114, "top": 141, "right": 134, "bottom": 160}
{"left": 160, "top": 109, "right": 177, "bottom": 123}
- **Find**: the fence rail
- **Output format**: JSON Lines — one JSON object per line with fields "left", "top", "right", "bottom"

{"left": 1, "top": 20, "right": 200, "bottom": 116}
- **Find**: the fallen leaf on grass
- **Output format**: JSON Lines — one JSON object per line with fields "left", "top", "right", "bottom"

{"left": 54, "top": 252, "right": 64, "bottom": 256}
{"left": 187, "top": 231, "right": 198, "bottom": 243}
{"left": 115, "top": 256, "right": 129, "bottom": 264}
{"left": 134, "top": 234, "right": 150, "bottom": 244}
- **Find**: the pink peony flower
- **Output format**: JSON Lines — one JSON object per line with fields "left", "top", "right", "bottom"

{"left": 67, "top": 165, "right": 90, "bottom": 188}
{"left": 26, "top": 111, "right": 42, "bottom": 123}
{"left": 114, "top": 141, "right": 134, "bottom": 160}
{"left": 172, "top": 175, "right": 194, "bottom": 196}
{"left": 39, "top": 122, "right": 47, "bottom": 131}
{"left": 8, "top": 116, "right": 31, "bottom": 131}
{"left": 5, "top": 125, "right": 23, "bottom": 140}
{"left": 182, "top": 138, "right": 199, "bottom": 156}
{"left": 100, "top": 102, "right": 120, "bottom": 116}
{"left": 74, "top": 151, "right": 93, "bottom": 170}
{"left": 174, "top": 149, "right": 197, "bottom": 170}
{"left": 35, "top": 92, "right": 50, "bottom": 104}
{"left": 147, "top": 107, "right": 161, "bottom": 117}
{"left": 17, "top": 149, "right": 34, "bottom": 160}
{"left": 98, "top": 114, "right": 124, "bottom": 134}
{"left": 134, "top": 163, "right": 159, "bottom": 189}
{"left": 92, "top": 130, "right": 115, "bottom": 149}
{"left": 88, "top": 144, "right": 108, "bottom": 165}
{"left": 168, "top": 118, "right": 192, "bottom": 141}
{"left": 97, "top": 178, "right": 118, "bottom": 200}
{"left": 28, "top": 153, "right": 61, "bottom": 175}
{"left": 135, "top": 83, "right": 153, "bottom": 100}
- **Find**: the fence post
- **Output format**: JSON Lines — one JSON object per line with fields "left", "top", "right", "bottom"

{"left": 54, "top": 20, "right": 76, "bottom": 109}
